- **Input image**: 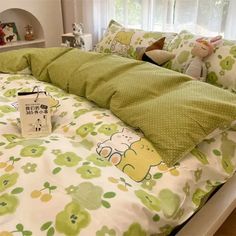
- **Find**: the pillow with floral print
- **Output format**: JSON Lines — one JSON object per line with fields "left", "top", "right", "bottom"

{"left": 163, "top": 30, "right": 216, "bottom": 72}
{"left": 94, "top": 20, "right": 177, "bottom": 59}
{"left": 205, "top": 39, "right": 236, "bottom": 92}
{"left": 165, "top": 30, "right": 236, "bottom": 92}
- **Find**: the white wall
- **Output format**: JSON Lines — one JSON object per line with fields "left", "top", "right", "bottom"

{"left": 61, "top": 0, "right": 83, "bottom": 33}
{"left": 0, "top": 0, "right": 64, "bottom": 47}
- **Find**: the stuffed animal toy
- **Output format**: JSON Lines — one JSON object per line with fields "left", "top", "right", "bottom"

{"left": 0, "top": 22, "right": 6, "bottom": 46}
{"left": 184, "top": 36, "right": 222, "bottom": 81}
{"left": 72, "top": 23, "right": 85, "bottom": 49}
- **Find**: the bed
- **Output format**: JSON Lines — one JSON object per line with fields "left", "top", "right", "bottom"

{"left": 0, "top": 47, "right": 236, "bottom": 236}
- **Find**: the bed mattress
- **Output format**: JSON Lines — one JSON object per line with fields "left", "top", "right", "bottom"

{"left": 0, "top": 73, "right": 235, "bottom": 235}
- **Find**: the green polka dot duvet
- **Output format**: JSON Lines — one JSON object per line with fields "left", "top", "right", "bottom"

{"left": 0, "top": 73, "right": 236, "bottom": 236}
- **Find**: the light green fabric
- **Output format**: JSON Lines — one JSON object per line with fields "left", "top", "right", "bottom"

{"left": 0, "top": 47, "right": 72, "bottom": 80}
{"left": 1, "top": 48, "right": 236, "bottom": 166}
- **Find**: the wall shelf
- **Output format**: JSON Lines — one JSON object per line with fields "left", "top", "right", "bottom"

{"left": 0, "top": 39, "right": 45, "bottom": 51}
{"left": 0, "top": 1, "right": 63, "bottom": 51}
{"left": 0, "top": 8, "right": 45, "bottom": 52}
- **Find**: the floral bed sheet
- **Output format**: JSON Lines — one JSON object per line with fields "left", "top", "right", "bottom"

{"left": 0, "top": 73, "right": 235, "bottom": 236}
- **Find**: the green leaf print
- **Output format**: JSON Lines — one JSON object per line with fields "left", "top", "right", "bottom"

{"left": 41, "top": 221, "right": 53, "bottom": 231}
{"left": 153, "top": 172, "right": 163, "bottom": 179}
{"left": 152, "top": 214, "right": 160, "bottom": 222}
{"left": 191, "top": 148, "right": 209, "bottom": 165}
{"left": 23, "top": 231, "right": 32, "bottom": 236}
{"left": 213, "top": 149, "right": 221, "bottom": 156}
{"left": 20, "top": 145, "right": 46, "bottom": 158}
{"left": 103, "top": 192, "right": 116, "bottom": 199}
{"left": 52, "top": 167, "right": 62, "bottom": 175}
{"left": 47, "top": 227, "right": 55, "bottom": 236}
{"left": 11, "top": 187, "right": 24, "bottom": 194}
{"left": 16, "top": 223, "right": 24, "bottom": 231}
{"left": 101, "top": 200, "right": 111, "bottom": 208}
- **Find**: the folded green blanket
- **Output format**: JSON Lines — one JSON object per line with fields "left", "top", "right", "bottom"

{"left": 1, "top": 48, "right": 236, "bottom": 166}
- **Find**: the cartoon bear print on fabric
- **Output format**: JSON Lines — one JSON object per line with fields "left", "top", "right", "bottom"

{"left": 96, "top": 128, "right": 140, "bottom": 165}
{"left": 117, "top": 138, "right": 162, "bottom": 182}
{"left": 111, "top": 31, "right": 135, "bottom": 55}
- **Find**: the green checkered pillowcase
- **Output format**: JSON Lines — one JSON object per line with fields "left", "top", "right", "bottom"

{"left": 164, "top": 30, "right": 236, "bottom": 92}
{"left": 94, "top": 20, "right": 177, "bottom": 59}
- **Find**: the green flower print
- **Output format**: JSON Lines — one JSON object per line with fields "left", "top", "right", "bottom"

{"left": 123, "top": 223, "right": 146, "bottom": 236}
{"left": 72, "top": 182, "right": 103, "bottom": 210}
{"left": 3, "top": 89, "right": 17, "bottom": 98}
{"left": 55, "top": 201, "right": 90, "bottom": 236}
{"left": 141, "top": 179, "right": 156, "bottom": 191}
{"left": 177, "top": 51, "right": 190, "bottom": 64}
{"left": 87, "top": 154, "right": 112, "bottom": 167}
{"left": 54, "top": 152, "right": 82, "bottom": 167}
{"left": 76, "top": 166, "right": 101, "bottom": 179}
{"left": 0, "top": 193, "right": 18, "bottom": 216}
{"left": 159, "top": 224, "right": 173, "bottom": 236}
{"left": 98, "top": 124, "right": 118, "bottom": 136}
{"left": 220, "top": 56, "right": 235, "bottom": 70}
{"left": 65, "top": 185, "right": 80, "bottom": 195}
{"left": 158, "top": 189, "right": 181, "bottom": 218}
{"left": 0, "top": 173, "right": 19, "bottom": 192}
{"left": 73, "top": 109, "right": 90, "bottom": 119}
{"left": 206, "top": 71, "right": 219, "bottom": 86}
{"left": 192, "top": 188, "right": 207, "bottom": 207}
{"left": 135, "top": 190, "right": 161, "bottom": 212}
{"left": 170, "top": 37, "right": 181, "bottom": 50}
{"left": 45, "top": 86, "right": 61, "bottom": 93}
{"left": 96, "top": 226, "right": 116, "bottom": 236}
{"left": 0, "top": 105, "right": 15, "bottom": 113}
{"left": 76, "top": 123, "right": 95, "bottom": 137}
{"left": 20, "top": 145, "right": 46, "bottom": 158}
{"left": 230, "top": 46, "right": 236, "bottom": 57}
{"left": 21, "top": 163, "right": 37, "bottom": 174}
{"left": 3, "top": 134, "right": 21, "bottom": 142}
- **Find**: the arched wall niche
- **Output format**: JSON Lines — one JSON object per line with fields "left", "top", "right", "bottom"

{"left": 0, "top": 8, "right": 44, "bottom": 41}
{"left": 0, "top": 0, "right": 63, "bottom": 50}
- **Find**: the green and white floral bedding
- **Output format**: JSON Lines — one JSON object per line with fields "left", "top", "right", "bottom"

{"left": 0, "top": 73, "right": 236, "bottom": 236}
